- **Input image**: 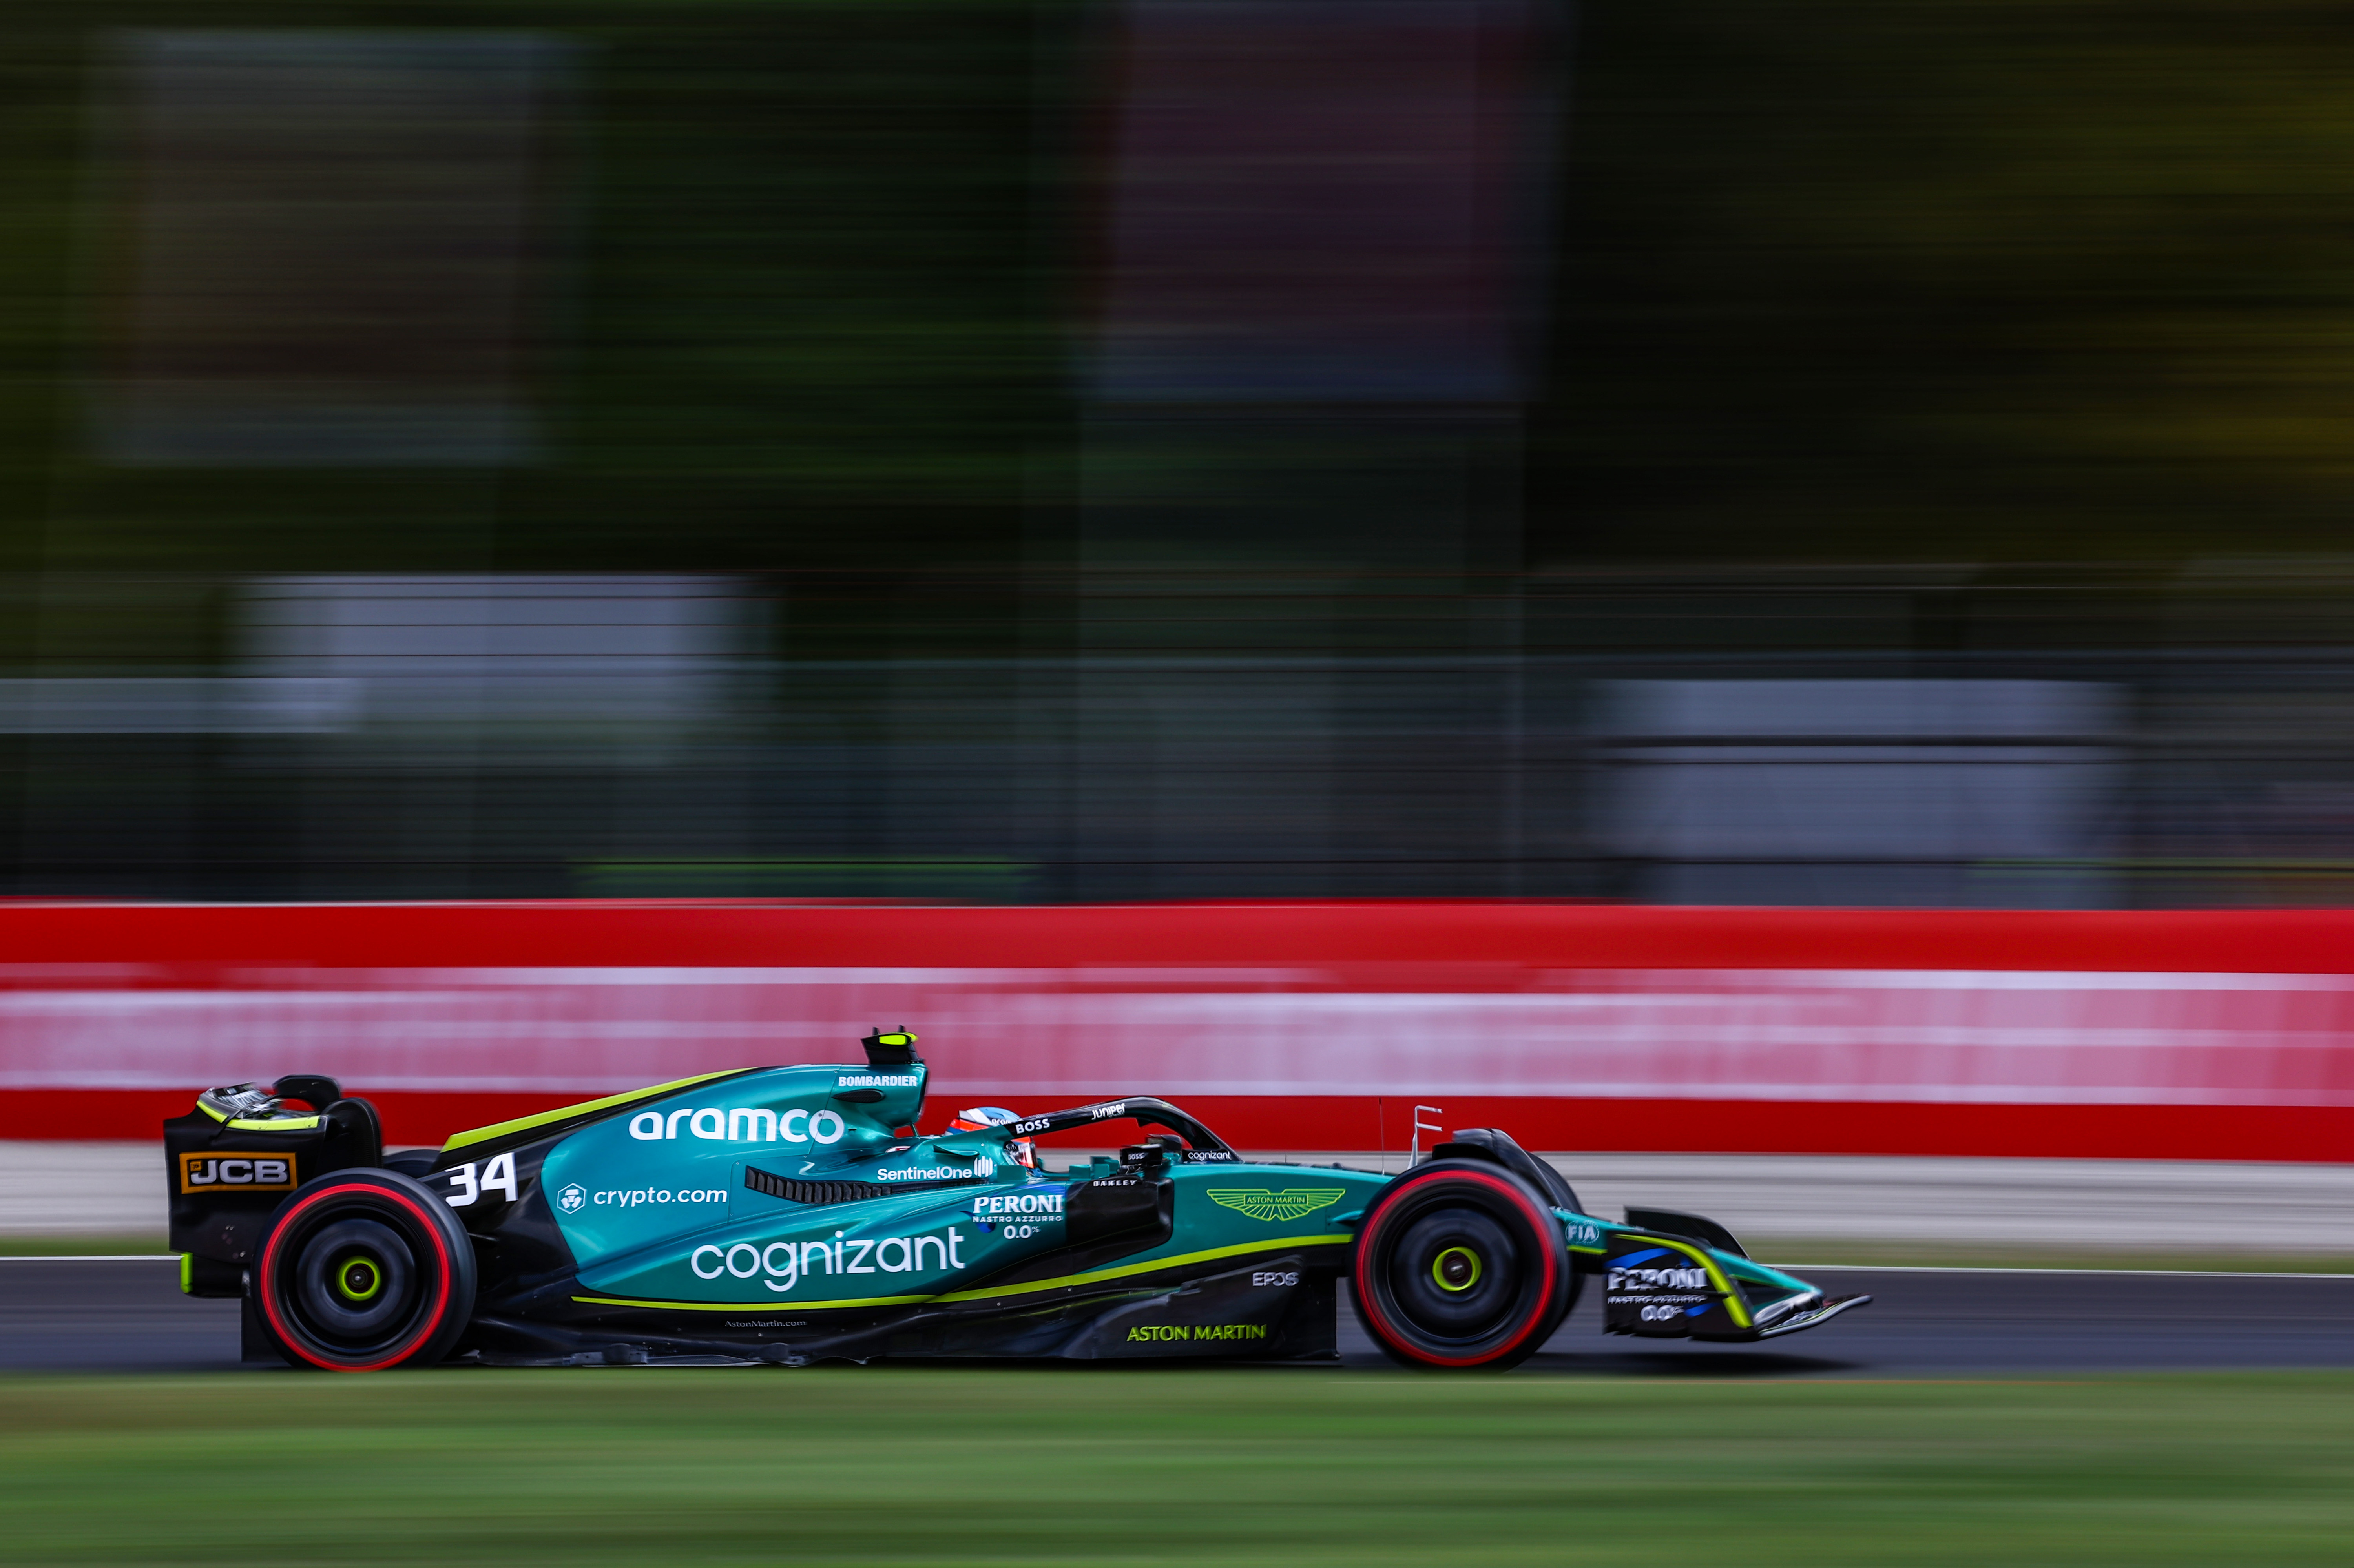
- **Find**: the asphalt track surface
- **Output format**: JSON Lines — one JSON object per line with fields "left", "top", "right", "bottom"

{"left": 4, "top": 1260, "right": 2352, "bottom": 1375}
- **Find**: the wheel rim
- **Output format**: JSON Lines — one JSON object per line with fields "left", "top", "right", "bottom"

{"left": 280, "top": 1214, "right": 423, "bottom": 1357}
{"left": 1383, "top": 1206, "right": 1521, "bottom": 1341}
{"left": 1431, "top": 1245, "right": 1482, "bottom": 1292}
{"left": 334, "top": 1254, "right": 384, "bottom": 1302}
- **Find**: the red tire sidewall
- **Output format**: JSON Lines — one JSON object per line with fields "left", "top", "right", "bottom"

{"left": 259, "top": 1179, "right": 461, "bottom": 1371}
{"left": 1353, "top": 1166, "right": 1563, "bottom": 1368}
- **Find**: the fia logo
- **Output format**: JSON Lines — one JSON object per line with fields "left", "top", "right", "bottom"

{"left": 557, "top": 1182, "right": 588, "bottom": 1214}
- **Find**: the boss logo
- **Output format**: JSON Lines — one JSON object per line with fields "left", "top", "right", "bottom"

{"left": 178, "top": 1152, "right": 296, "bottom": 1194}
{"left": 1251, "top": 1271, "right": 1299, "bottom": 1287}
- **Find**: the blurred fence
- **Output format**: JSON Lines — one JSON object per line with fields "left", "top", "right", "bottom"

{"left": 5, "top": 900, "right": 2350, "bottom": 1158}
{"left": 20, "top": 570, "right": 2354, "bottom": 906}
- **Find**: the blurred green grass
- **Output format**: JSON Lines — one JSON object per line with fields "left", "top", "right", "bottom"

{"left": 4, "top": 1369, "right": 2353, "bottom": 1565}
{"left": 0, "top": 1236, "right": 167, "bottom": 1257}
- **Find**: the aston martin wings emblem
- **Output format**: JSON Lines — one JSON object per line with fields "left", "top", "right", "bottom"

{"left": 1207, "top": 1187, "right": 1347, "bottom": 1223}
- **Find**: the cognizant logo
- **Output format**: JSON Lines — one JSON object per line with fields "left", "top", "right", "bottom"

{"left": 629, "top": 1107, "right": 847, "bottom": 1144}
{"left": 691, "top": 1227, "right": 967, "bottom": 1292}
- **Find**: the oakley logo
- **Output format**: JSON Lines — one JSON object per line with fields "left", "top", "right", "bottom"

{"left": 178, "top": 1153, "right": 296, "bottom": 1194}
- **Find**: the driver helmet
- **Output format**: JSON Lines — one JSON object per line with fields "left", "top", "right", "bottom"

{"left": 947, "top": 1105, "right": 1036, "bottom": 1168}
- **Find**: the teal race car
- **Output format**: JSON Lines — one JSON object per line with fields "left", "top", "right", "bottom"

{"left": 165, "top": 1031, "right": 1868, "bottom": 1370}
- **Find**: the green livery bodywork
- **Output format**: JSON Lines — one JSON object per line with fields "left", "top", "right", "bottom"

{"left": 531, "top": 1061, "right": 1367, "bottom": 1324}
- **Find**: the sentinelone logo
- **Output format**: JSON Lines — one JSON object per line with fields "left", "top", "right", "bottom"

{"left": 178, "top": 1152, "right": 297, "bottom": 1194}
{"left": 876, "top": 1159, "right": 993, "bottom": 1182}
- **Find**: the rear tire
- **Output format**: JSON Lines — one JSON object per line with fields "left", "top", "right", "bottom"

{"left": 254, "top": 1168, "right": 476, "bottom": 1371}
{"left": 1351, "top": 1160, "right": 1572, "bottom": 1369}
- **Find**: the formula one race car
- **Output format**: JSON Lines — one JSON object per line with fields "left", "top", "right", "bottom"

{"left": 166, "top": 1032, "right": 1868, "bottom": 1370}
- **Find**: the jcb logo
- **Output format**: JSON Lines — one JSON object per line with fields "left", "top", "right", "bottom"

{"left": 178, "top": 1153, "right": 296, "bottom": 1194}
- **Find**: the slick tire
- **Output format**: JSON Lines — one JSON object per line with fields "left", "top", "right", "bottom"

{"left": 254, "top": 1167, "right": 477, "bottom": 1371}
{"left": 1351, "top": 1160, "right": 1573, "bottom": 1370}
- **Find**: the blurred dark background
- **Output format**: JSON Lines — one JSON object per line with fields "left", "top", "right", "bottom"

{"left": 7, "top": 0, "right": 2354, "bottom": 906}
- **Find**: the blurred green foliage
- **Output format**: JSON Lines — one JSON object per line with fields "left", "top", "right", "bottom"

{"left": 0, "top": 0, "right": 1055, "bottom": 662}
{"left": 5, "top": 0, "right": 2354, "bottom": 665}
{"left": 1543, "top": 1, "right": 2354, "bottom": 567}
{"left": 6, "top": 1369, "right": 2354, "bottom": 1563}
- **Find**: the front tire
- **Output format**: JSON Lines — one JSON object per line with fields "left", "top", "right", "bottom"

{"left": 1352, "top": 1160, "right": 1573, "bottom": 1369}
{"left": 254, "top": 1168, "right": 476, "bottom": 1371}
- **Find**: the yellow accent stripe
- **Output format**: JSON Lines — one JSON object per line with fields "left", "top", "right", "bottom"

{"left": 573, "top": 1291, "right": 934, "bottom": 1312}
{"left": 1634, "top": 1234, "right": 1753, "bottom": 1329}
{"left": 226, "top": 1115, "right": 319, "bottom": 1132}
{"left": 932, "top": 1234, "right": 1354, "bottom": 1303}
{"left": 443, "top": 1070, "right": 748, "bottom": 1153}
{"left": 569, "top": 1234, "right": 1354, "bottom": 1316}
{"left": 197, "top": 1101, "right": 228, "bottom": 1123}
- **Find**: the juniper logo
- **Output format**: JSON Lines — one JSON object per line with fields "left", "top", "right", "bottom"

{"left": 1206, "top": 1188, "right": 1345, "bottom": 1223}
